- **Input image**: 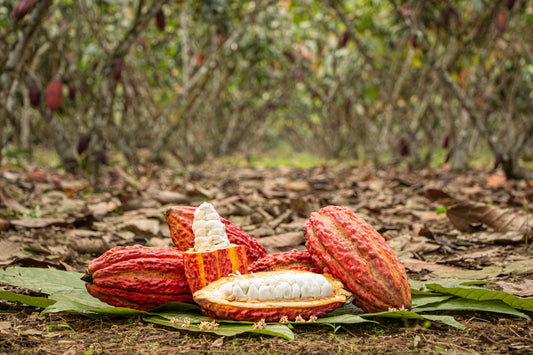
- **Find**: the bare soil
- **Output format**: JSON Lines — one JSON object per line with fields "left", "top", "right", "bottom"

{"left": 1, "top": 160, "right": 532, "bottom": 354}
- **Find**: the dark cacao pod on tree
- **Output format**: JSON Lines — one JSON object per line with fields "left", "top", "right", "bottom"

{"left": 28, "top": 82, "right": 40, "bottom": 107}
{"left": 12, "top": 0, "right": 34, "bottom": 22}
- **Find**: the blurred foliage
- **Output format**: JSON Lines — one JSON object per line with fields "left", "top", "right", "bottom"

{"left": 0, "top": 0, "right": 532, "bottom": 178}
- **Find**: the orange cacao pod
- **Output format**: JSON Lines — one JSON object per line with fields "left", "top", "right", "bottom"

{"left": 45, "top": 79, "right": 63, "bottom": 111}
{"left": 164, "top": 206, "right": 267, "bottom": 263}
{"left": 248, "top": 249, "right": 321, "bottom": 274}
{"left": 193, "top": 270, "right": 351, "bottom": 322}
{"left": 304, "top": 206, "right": 411, "bottom": 313}
{"left": 82, "top": 245, "right": 193, "bottom": 310}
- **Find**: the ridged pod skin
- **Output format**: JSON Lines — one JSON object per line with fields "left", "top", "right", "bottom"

{"left": 193, "top": 270, "right": 351, "bottom": 322}
{"left": 164, "top": 206, "right": 267, "bottom": 263}
{"left": 304, "top": 206, "right": 411, "bottom": 313}
{"left": 183, "top": 244, "right": 248, "bottom": 294}
{"left": 82, "top": 245, "right": 193, "bottom": 311}
{"left": 248, "top": 249, "right": 321, "bottom": 274}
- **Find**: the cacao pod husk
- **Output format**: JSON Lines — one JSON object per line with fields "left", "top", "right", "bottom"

{"left": 13, "top": 0, "right": 34, "bottom": 22}
{"left": 304, "top": 206, "right": 411, "bottom": 313}
{"left": 183, "top": 244, "right": 248, "bottom": 294}
{"left": 156, "top": 9, "right": 165, "bottom": 32}
{"left": 45, "top": 79, "right": 63, "bottom": 111}
{"left": 164, "top": 206, "right": 267, "bottom": 263}
{"left": 76, "top": 132, "right": 92, "bottom": 155}
{"left": 193, "top": 270, "right": 351, "bottom": 322}
{"left": 248, "top": 249, "right": 321, "bottom": 274}
{"left": 28, "top": 82, "right": 40, "bottom": 107}
{"left": 82, "top": 245, "right": 193, "bottom": 310}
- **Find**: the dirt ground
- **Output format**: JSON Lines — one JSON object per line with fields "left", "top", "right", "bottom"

{"left": 1, "top": 159, "right": 532, "bottom": 354}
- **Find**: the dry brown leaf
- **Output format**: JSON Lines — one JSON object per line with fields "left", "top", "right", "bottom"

{"left": 10, "top": 217, "right": 72, "bottom": 228}
{"left": 496, "top": 280, "right": 533, "bottom": 297}
{"left": 149, "top": 190, "right": 189, "bottom": 204}
{"left": 457, "top": 231, "right": 525, "bottom": 244}
{"left": 446, "top": 201, "right": 531, "bottom": 234}
{"left": 401, "top": 258, "right": 460, "bottom": 273}
{"left": 0, "top": 185, "right": 28, "bottom": 213}
{"left": 255, "top": 232, "right": 304, "bottom": 250}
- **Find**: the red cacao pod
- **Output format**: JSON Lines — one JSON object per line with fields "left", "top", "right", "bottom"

{"left": 304, "top": 206, "right": 411, "bottom": 313}
{"left": 248, "top": 249, "right": 321, "bottom": 274}
{"left": 12, "top": 0, "right": 34, "bottom": 22}
{"left": 164, "top": 206, "right": 267, "bottom": 263}
{"left": 112, "top": 59, "right": 123, "bottom": 81}
{"left": 82, "top": 245, "right": 193, "bottom": 310}
{"left": 76, "top": 132, "right": 92, "bottom": 155}
{"left": 45, "top": 79, "right": 63, "bottom": 111}
{"left": 193, "top": 270, "right": 351, "bottom": 322}
{"left": 28, "top": 82, "right": 40, "bottom": 107}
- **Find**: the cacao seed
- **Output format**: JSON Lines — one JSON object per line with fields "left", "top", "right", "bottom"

{"left": 164, "top": 206, "right": 267, "bottom": 263}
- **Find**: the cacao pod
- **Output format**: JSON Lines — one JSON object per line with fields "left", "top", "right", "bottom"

{"left": 82, "top": 245, "right": 193, "bottom": 310}
{"left": 304, "top": 206, "right": 411, "bottom": 313}
{"left": 45, "top": 79, "right": 63, "bottom": 111}
{"left": 155, "top": 9, "right": 165, "bottom": 32}
{"left": 112, "top": 59, "right": 123, "bottom": 81}
{"left": 28, "top": 82, "right": 40, "bottom": 107}
{"left": 248, "top": 249, "right": 321, "bottom": 274}
{"left": 194, "top": 270, "right": 351, "bottom": 322}
{"left": 12, "top": 0, "right": 34, "bottom": 22}
{"left": 184, "top": 244, "right": 248, "bottom": 294}
{"left": 164, "top": 206, "right": 267, "bottom": 263}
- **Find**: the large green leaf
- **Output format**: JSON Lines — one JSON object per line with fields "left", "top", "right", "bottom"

{"left": 0, "top": 290, "right": 55, "bottom": 308}
{"left": 360, "top": 310, "right": 464, "bottom": 330}
{"left": 412, "top": 297, "right": 529, "bottom": 319}
{"left": 424, "top": 282, "right": 533, "bottom": 312}
{"left": 0, "top": 267, "right": 86, "bottom": 294}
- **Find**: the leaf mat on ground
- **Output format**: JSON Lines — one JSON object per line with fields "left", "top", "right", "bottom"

{"left": 0, "top": 267, "right": 531, "bottom": 338}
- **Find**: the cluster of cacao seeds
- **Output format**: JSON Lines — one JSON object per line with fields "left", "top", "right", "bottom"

{"left": 83, "top": 204, "right": 411, "bottom": 322}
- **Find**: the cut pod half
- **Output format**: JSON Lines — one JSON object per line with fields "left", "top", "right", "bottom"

{"left": 193, "top": 270, "right": 352, "bottom": 322}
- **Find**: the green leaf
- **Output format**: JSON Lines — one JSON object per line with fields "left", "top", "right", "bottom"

{"left": 0, "top": 267, "right": 86, "bottom": 294}
{"left": 412, "top": 297, "right": 529, "bottom": 319}
{"left": 143, "top": 316, "right": 295, "bottom": 340}
{"left": 313, "top": 313, "right": 375, "bottom": 325}
{"left": 361, "top": 310, "right": 464, "bottom": 329}
{"left": 0, "top": 290, "right": 55, "bottom": 308}
{"left": 360, "top": 310, "right": 464, "bottom": 330}
{"left": 424, "top": 281, "right": 533, "bottom": 313}
{"left": 412, "top": 295, "right": 454, "bottom": 308}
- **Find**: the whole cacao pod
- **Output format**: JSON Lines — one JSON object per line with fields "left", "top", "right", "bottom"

{"left": 45, "top": 79, "right": 63, "bottom": 111}
{"left": 193, "top": 270, "right": 351, "bottom": 322}
{"left": 12, "top": 0, "right": 34, "bottom": 22}
{"left": 164, "top": 205, "right": 267, "bottom": 263}
{"left": 28, "top": 82, "right": 40, "bottom": 107}
{"left": 82, "top": 245, "right": 193, "bottom": 310}
{"left": 155, "top": 9, "right": 165, "bottom": 32}
{"left": 248, "top": 249, "right": 321, "bottom": 274}
{"left": 304, "top": 206, "right": 411, "bottom": 313}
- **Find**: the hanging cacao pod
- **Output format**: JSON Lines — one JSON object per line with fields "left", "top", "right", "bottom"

{"left": 12, "top": 0, "right": 34, "bottom": 22}
{"left": 193, "top": 270, "right": 351, "bottom": 322}
{"left": 45, "top": 79, "right": 63, "bottom": 111}
{"left": 82, "top": 245, "right": 193, "bottom": 310}
{"left": 304, "top": 206, "right": 411, "bottom": 313}
{"left": 156, "top": 9, "right": 165, "bottom": 32}
{"left": 164, "top": 205, "right": 267, "bottom": 263}
{"left": 28, "top": 82, "right": 40, "bottom": 107}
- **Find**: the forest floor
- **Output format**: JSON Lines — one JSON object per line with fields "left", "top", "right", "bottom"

{"left": 0, "top": 158, "right": 532, "bottom": 354}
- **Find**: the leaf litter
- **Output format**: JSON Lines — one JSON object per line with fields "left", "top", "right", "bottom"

{"left": 0, "top": 161, "right": 532, "bottom": 353}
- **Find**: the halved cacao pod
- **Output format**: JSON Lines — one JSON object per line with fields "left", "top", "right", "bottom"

{"left": 82, "top": 245, "right": 193, "bottom": 310}
{"left": 304, "top": 206, "right": 411, "bottom": 313}
{"left": 164, "top": 206, "right": 267, "bottom": 263}
{"left": 248, "top": 249, "right": 321, "bottom": 274}
{"left": 193, "top": 270, "right": 351, "bottom": 322}
{"left": 183, "top": 244, "right": 248, "bottom": 294}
